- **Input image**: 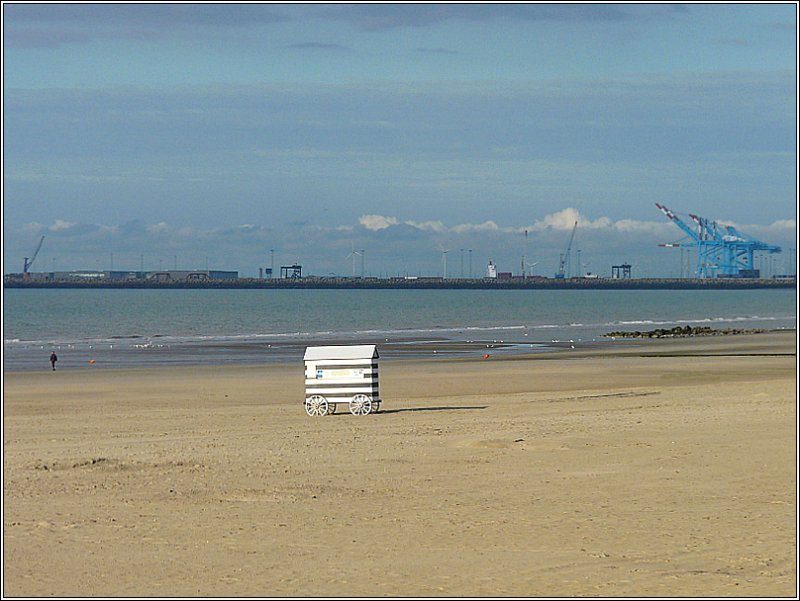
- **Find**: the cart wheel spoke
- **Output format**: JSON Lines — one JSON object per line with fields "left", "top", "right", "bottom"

{"left": 349, "top": 394, "right": 372, "bottom": 416}
{"left": 305, "top": 395, "right": 329, "bottom": 416}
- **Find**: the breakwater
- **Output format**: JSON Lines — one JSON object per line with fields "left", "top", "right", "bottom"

{"left": 4, "top": 276, "right": 795, "bottom": 290}
{"left": 602, "top": 325, "right": 773, "bottom": 338}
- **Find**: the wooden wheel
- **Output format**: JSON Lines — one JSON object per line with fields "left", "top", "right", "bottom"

{"left": 305, "top": 395, "right": 329, "bottom": 416}
{"left": 349, "top": 394, "right": 372, "bottom": 416}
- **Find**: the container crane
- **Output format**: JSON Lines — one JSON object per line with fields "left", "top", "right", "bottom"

{"left": 655, "top": 203, "right": 780, "bottom": 278}
{"left": 23, "top": 236, "right": 45, "bottom": 279}
{"left": 554, "top": 221, "right": 578, "bottom": 279}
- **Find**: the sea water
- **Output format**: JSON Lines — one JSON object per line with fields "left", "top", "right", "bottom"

{"left": 3, "top": 288, "right": 796, "bottom": 371}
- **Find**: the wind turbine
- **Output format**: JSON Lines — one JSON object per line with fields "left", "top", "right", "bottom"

{"left": 439, "top": 247, "right": 451, "bottom": 279}
{"left": 345, "top": 245, "right": 363, "bottom": 277}
{"left": 526, "top": 260, "right": 539, "bottom": 278}
{"left": 521, "top": 229, "right": 529, "bottom": 277}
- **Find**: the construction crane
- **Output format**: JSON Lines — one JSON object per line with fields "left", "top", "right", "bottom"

{"left": 554, "top": 221, "right": 578, "bottom": 279}
{"left": 23, "top": 235, "right": 45, "bottom": 279}
{"left": 655, "top": 203, "right": 780, "bottom": 278}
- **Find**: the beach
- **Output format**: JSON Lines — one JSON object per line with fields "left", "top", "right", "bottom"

{"left": 2, "top": 331, "right": 796, "bottom": 597}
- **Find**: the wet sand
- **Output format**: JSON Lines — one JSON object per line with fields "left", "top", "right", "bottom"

{"left": 2, "top": 332, "right": 796, "bottom": 597}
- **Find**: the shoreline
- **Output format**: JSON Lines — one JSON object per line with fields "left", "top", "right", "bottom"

{"left": 4, "top": 327, "right": 795, "bottom": 374}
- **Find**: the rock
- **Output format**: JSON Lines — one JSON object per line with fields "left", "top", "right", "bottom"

{"left": 601, "top": 325, "right": 766, "bottom": 339}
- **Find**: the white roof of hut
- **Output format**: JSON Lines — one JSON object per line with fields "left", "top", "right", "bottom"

{"left": 303, "top": 345, "right": 379, "bottom": 361}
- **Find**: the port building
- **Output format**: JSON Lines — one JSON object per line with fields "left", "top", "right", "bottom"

{"left": 9, "top": 270, "right": 238, "bottom": 283}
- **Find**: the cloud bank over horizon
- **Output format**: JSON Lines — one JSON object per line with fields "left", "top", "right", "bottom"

{"left": 10, "top": 207, "right": 796, "bottom": 278}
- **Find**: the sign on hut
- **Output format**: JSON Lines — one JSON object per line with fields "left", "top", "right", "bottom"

{"left": 303, "top": 345, "right": 381, "bottom": 416}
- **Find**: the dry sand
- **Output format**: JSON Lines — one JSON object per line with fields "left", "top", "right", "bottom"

{"left": 3, "top": 332, "right": 797, "bottom": 597}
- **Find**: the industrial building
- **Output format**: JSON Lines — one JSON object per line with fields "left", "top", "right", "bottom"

{"left": 8, "top": 269, "right": 239, "bottom": 283}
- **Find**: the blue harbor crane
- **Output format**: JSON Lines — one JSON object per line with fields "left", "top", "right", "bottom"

{"left": 655, "top": 203, "right": 781, "bottom": 278}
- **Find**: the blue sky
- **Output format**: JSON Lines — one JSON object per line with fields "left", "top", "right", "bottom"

{"left": 3, "top": 3, "right": 797, "bottom": 277}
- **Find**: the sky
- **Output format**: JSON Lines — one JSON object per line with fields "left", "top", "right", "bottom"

{"left": 3, "top": 2, "right": 797, "bottom": 278}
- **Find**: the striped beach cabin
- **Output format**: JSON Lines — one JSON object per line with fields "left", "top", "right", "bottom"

{"left": 303, "top": 345, "right": 380, "bottom": 416}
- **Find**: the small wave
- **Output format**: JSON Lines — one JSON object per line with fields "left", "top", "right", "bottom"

{"left": 613, "top": 320, "right": 657, "bottom": 326}
{"left": 604, "top": 315, "right": 792, "bottom": 328}
{"left": 4, "top": 313, "right": 794, "bottom": 350}
{"left": 460, "top": 325, "right": 527, "bottom": 331}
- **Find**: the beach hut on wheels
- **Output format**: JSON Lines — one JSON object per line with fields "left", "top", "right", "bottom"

{"left": 303, "top": 345, "right": 381, "bottom": 416}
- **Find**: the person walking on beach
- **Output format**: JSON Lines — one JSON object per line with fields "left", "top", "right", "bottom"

{"left": 49, "top": 351, "right": 58, "bottom": 371}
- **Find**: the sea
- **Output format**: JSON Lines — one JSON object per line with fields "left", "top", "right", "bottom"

{"left": 3, "top": 287, "right": 797, "bottom": 371}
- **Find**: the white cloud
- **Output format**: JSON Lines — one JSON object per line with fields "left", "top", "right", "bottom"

{"left": 734, "top": 219, "right": 797, "bottom": 245}
{"left": 612, "top": 219, "right": 672, "bottom": 235}
{"left": 147, "top": 221, "right": 171, "bottom": 233}
{"left": 405, "top": 219, "right": 446, "bottom": 232}
{"left": 529, "top": 207, "right": 614, "bottom": 231}
{"left": 49, "top": 219, "right": 76, "bottom": 231}
{"left": 451, "top": 220, "right": 501, "bottom": 234}
{"left": 359, "top": 214, "right": 398, "bottom": 231}
{"left": 355, "top": 208, "right": 770, "bottom": 241}
{"left": 767, "top": 219, "right": 796, "bottom": 230}
{"left": 96, "top": 224, "right": 119, "bottom": 235}
{"left": 533, "top": 207, "right": 581, "bottom": 230}
{"left": 22, "top": 222, "right": 44, "bottom": 233}
{"left": 177, "top": 226, "right": 205, "bottom": 238}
